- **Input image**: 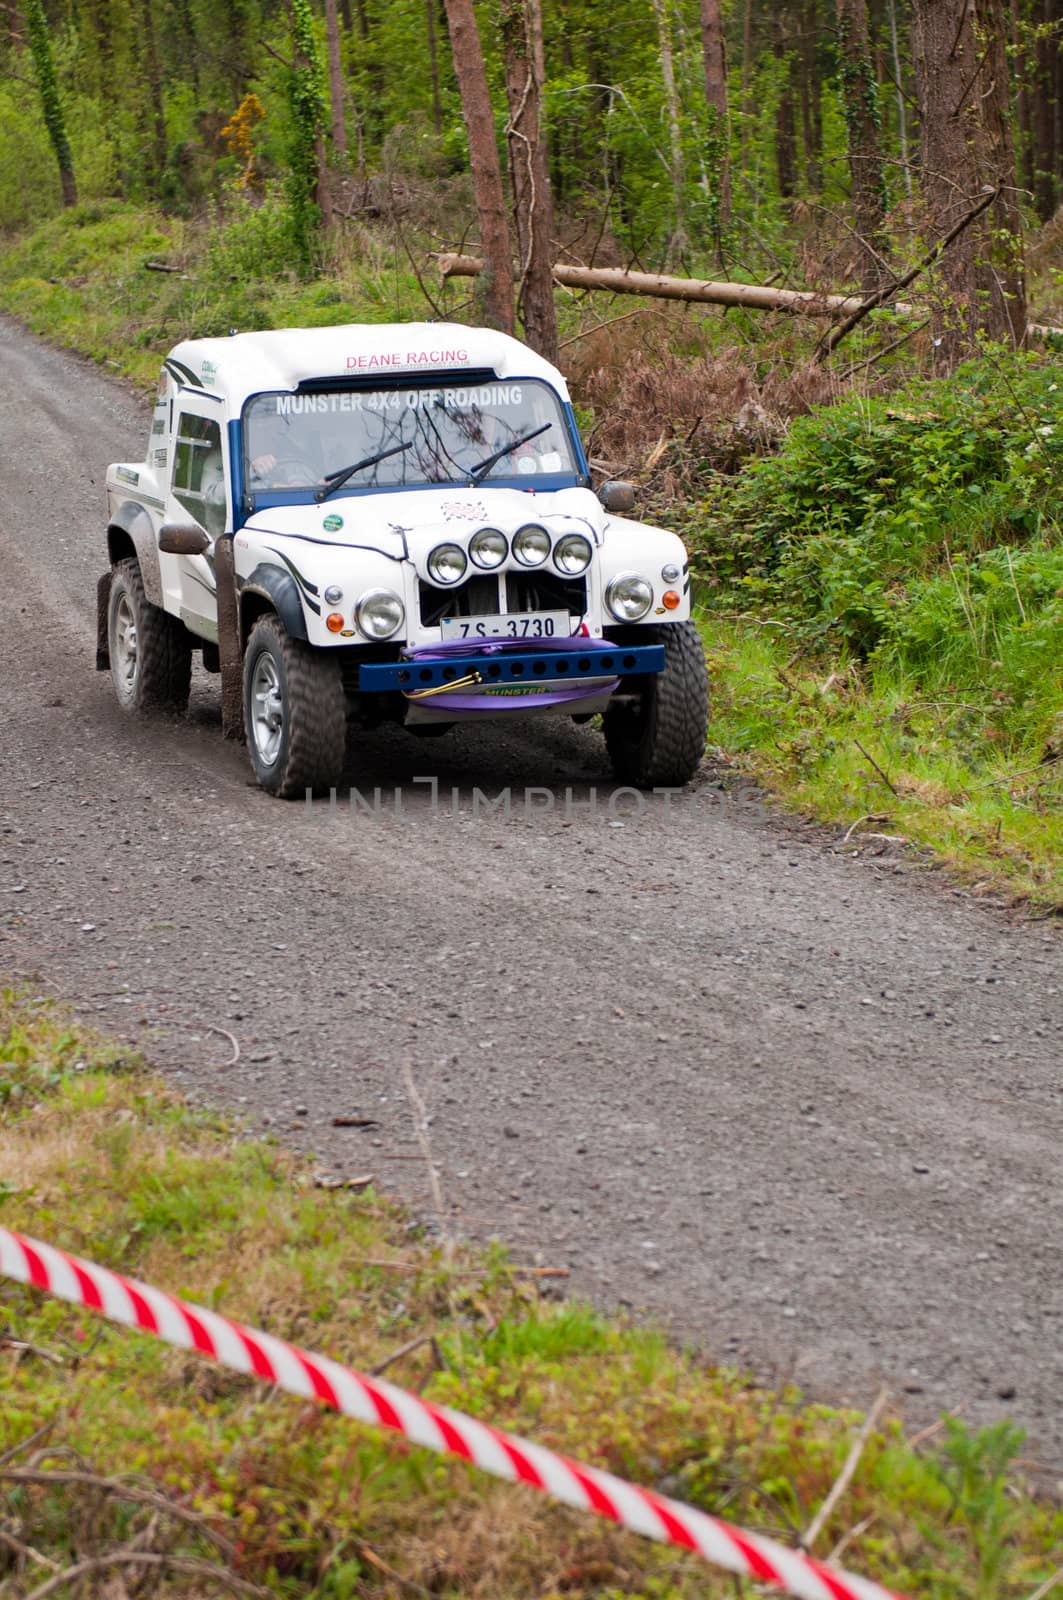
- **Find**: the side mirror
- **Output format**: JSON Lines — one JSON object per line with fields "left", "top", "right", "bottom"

{"left": 158, "top": 522, "right": 211, "bottom": 556}
{"left": 598, "top": 480, "right": 636, "bottom": 514}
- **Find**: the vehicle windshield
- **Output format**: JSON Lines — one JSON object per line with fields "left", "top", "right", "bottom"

{"left": 243, "top": 379, "right": 578, "bottom": 496}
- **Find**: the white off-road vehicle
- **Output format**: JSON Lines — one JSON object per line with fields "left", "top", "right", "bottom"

{"left": 97, "top": 322, "right": 708, "bottom": 797}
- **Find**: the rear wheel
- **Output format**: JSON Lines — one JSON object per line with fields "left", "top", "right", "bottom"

{"left": 243, "top": 613, "right": 346, "bottom": 797}
{"left": 603, "top": 621, "right": 709, "bottom": 787}
{"left": 108, "top": 558, "right": 192, "bottom": 714}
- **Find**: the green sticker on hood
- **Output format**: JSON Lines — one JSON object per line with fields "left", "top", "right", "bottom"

{"left": 322, "top": 513, "right": 344, "bottom": 532}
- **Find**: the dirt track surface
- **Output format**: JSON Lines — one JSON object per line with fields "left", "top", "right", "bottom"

{"left": 1, "top": 316, "right": 1061, "bottom": 1466}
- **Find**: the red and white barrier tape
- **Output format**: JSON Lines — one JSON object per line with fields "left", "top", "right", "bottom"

{"left": 0, "top": 1227, "right": 906, "bottom": 1600}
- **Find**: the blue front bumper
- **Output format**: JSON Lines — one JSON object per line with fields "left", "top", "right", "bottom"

{"left": 357, "top": 643, "right": 665, "bottom": 694}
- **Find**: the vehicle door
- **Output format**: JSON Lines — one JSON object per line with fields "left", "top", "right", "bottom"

{"left": 163, "top": 398, "right": 229, "bottom": 642}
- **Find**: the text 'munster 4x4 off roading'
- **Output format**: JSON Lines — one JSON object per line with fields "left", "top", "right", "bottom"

{"left": 97, "top": 323, "right": 709, "bottom": 797}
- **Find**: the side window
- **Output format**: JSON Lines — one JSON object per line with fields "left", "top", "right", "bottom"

{"left": 173, "top": 413, "right": 226, "bottom": 537}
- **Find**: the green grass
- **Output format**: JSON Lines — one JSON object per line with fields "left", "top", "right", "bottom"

{"left": 0, "top": 197, "right": 439, "bottom": 393}
{"left": 684, "top": 355, "right": 1063, "bottom": 906}
{"left": 1, "top": 990, "right": 1061, "bottom": 1599}
{"left": 699, "top": 614, "right": 1063, "bottom": 906}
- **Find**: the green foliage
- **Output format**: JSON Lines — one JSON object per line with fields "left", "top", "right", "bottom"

{"left": 689, "top": 350, "right": 1062, "bottom": 697}
{"left": 684, "top": 351, "right": 1063, "bottom": 901}
{"left": 0, "top": 85, "right": 58, "bottom": 228}
{"left": 205, "top": 186, "right": 299, "bottom": 281}
{"left": 23, "top": 0, "right": 76, "bottom": 200}
{"left": 929, "top": 1418, "right": 1027, "bottom": 1598}
{"left": 285, "top": 0, "right": 327, "bottom": 274}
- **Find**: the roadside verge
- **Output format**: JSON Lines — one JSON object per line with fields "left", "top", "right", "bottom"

{"left": 1, "top": 987, "right": 1059, "bottom": 1597}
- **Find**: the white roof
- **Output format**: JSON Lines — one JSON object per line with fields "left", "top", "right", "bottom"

{"left": 164, "top": 322, "right": 570, "bottom": 410}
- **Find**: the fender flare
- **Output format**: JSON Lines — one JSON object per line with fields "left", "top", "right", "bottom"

{"left": 241, "top": 564, "right": 310, "bottom": 643}
{"left": 108, "top": 501, "right": 163, "bottom": 607}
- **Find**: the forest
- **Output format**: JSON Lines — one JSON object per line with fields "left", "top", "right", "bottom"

{"left": 1, "top": 0, "right": 1062, "bottom": 900}
{"left": 2, "top": 0, "right": 1060, "bottom": 346}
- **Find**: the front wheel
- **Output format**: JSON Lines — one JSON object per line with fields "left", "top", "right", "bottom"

{"left": 603, "top": 621, "right": 709, "bottom": 787}
{"left": 243, "top": 614, "right": 346, "bottom": 797}
{"left": 108, "top": 558, "right": 192, "bottom": 714}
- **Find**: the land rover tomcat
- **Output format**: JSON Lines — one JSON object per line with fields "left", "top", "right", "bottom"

{"left": 97, "top": 322, "right": 709, "bottom": 797}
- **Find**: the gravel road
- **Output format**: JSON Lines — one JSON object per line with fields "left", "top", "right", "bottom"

{"left": 1, "top": 316, "right": 1061, "bottom": 1468}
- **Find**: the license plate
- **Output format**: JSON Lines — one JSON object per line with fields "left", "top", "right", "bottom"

{"left": 439, "top": 611, "right": 568, "bottom": 642}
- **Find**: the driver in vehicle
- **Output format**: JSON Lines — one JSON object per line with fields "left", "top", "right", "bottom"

{"left": 248, "top": 409, "right": 321, "bottom": 488}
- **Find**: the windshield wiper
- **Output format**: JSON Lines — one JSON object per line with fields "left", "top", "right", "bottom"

{"left": 315, "top": 442, "right": 411, "bottom": 503}
{"left": 468, "top": 423, "right": 552, "bottom": 486}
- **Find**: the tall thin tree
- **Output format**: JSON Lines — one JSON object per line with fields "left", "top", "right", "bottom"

{"left": 441, "top": 0, "right": 514, "bottom": 332}
{"left": 911, "top": 0, "right": 1026, "bottom": 361}
{"left": 139, "top": 0, "right": 168, "bottom": 191}
{"left": 24, "top": 0, "right": 77, "bottom": 206}
{"left": 835, "top": 0, "right": 887, "bottom": 279}
{"left": 650, "top": 0, "right": 687, "bottom": 258}
{"left": 500, "top": 0, "right": 558, "bottom": 361}
{"left": 324, "top": 0, "right": 348, "bottom": 159}
{"left": 285, "top": 0, "right": 332, "bottom": 268}
{"left": 774, "top": 12, "right": 798, "bottom": 202}
{"left": 698, "top": 0, "right": 731, "bottom": 243}
{"left": 799, "top": 0, "right": 823, "bottom": 190}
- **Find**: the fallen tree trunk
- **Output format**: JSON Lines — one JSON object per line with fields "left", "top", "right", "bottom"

{"left": 436, "top": 252, "right": 908, "bottom": 319}
{"left": 436, "top": 252, "right": 1061, "bottom": 340}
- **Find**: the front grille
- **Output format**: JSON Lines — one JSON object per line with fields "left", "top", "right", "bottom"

{"left": 419, "top": 574, "right": 501, "bottom": 627}
{"left": 505, "top": 571, "right": 587, "bottom": 618}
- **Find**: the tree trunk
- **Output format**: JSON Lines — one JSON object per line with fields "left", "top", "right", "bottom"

{"left": 650, "top": 0, "right": 687, "bottom": 259}
{"left": 315, "top": 130, "right": 334, "bottom": 226}
{"left": 425, "top": 0, "right": 443, "bottom": 138}
{"left": 698, "top": 0, "right": 731, "bottom": 239}
{"left": 441, "top": 0, "right": 515, "bottom": 333}
{"left": 286, "top": 0, "right": 332, "bottom": 261}
{"left": 740, "top": 0, "right": 755, "bottom": 169}
{"left": 836, "top": 0, "right": 887, "bottom": 279}
{"left": 224, "top": 0, "right": 253, "bottom": 98}
{"left": 500, "top": 0, "right": 558, "bottom": 362}
{"left": 886, "top": 0, "right": 912, "bottom": 197}
{"left": 774, "top": 12, "right": 798, "bottom": 200}
{"left": 173, "top": 0, "right": 201, "bottom": 99}
{"left": 324, "top": 0, "right": 348, "bottom": 157}
{"left": 438, "top": 251, "right": 918, "bottom": 315}
{"left": 1032, "top": 0, "right": 1060, "bottom": 219}
{"left": 139, "top": 0, "right": 168, "bottom": 190}
{"left": 799, "top": 0, "right": 822, "bottom": 190}
{"left": 912, "top": 0, "right": 1026, "bottom": 362}
{"left": 24, "top": 0, "right": 77, "bottom": 207}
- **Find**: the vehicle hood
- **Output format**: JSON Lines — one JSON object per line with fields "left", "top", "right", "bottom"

{"left": 242, "top": 484, "right": 606, "bottom": 559}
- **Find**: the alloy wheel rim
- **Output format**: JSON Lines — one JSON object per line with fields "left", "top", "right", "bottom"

{"left": 113, "top": 593, "right": 138, "bottom": 697}
{"left": 250, "top": 653, "right": 284, "bottom": 766}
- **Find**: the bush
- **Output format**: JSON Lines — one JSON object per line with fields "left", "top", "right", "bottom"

{"left": 205, "top": 189, "right": 299, "bottom": 283}
{"left": 688, "top": 351, "right": 1063, "bottom": 655}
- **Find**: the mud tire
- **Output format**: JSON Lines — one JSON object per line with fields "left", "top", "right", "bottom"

{"left": 603, "top": 620, "right": 709, "bottom": 788}
{"left": 107, "top": 558, "right": 192, "bottom": 714}
{"left": 243, "top": 613, "right": 346, "bottom": 798}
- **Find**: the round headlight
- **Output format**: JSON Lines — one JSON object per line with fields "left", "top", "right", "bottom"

{"left": 469, "top": 527, "right": 507, "bottom": 569}
{"left": 605, "top": 572, "right": 653, "bottom": 622}
{"left": 513, "top": 523, "right": 550, "bottom": 566}
{"left": 427, "top": 542, "right": 467, "bottom": 586}
{"left": 355, "top": 588, "right": 405, "bottom": 639}
{"left": 554, "top": 533, "right": 592, "bottom": 575}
